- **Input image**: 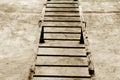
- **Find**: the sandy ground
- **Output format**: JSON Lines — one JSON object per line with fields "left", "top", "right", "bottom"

{"left": 81, "top": 0, "right": 120, "bottom": 80}
{"left": 0, "top": 0, "right": 120, "bottom": 80}
{"left": 0, "top": 0, "right": 45, "bottom": 80}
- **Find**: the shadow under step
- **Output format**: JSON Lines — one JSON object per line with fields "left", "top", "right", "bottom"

{"left": 43, "top": 26, "right": 81, "bottom": 28}
{"left": 47, "top": 2, "right": 78, "bottom": 4}
{"left": 44, "top": 15, "right": 80, "bottom": 17}
{"left": 46, "top": 6, "right": 79, "bottom": 8}
{"left": 43, "top": 20, "right": 81, "bottom": 22}
{"left": 37, "top": 54, "right": 87, "bottom": 57}
{"left": 44, "top": 38, "right": 80, "bottom": 41}
{"left": 35, "top": 64, "right": 88, "bottom": 67}
{"left": 38, "top": 46, "right": 85, "bottom": 49}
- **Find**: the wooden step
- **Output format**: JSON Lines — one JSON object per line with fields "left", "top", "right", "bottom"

{"left": 45, "top": 12, "right": 80, "bottom": 15}
{"left": 39, "top": 41, "right": 84, "bottom": 46}
{"left": 43, "top": 27, "right": 81, "bottom": 32}
{"left": 38, "top": 48, "right": 86, "bottom": 56}
{"left": 34, "top": 67, "right": 90, "bottom": 76}
{"left": 44, "top": 17, "right": 80, "bottom": 20}
{"left": 39, "top": 40, "right": 84, "bottom": 46}
{"left": 36, "top": 56, "right": 88, "bottom": 66}
{"left": 46, "top": 8, "right": 79, "bottom": 12}
{"left": 43, "top": 22, "right": 81, "bottom": 26}
{"left": 34, "top": 77, "right": 90, "bottom": 80}
{"left": 47, "top": 4, "right": 78, "bottom": 7}
{"left": 43, "top": 33, "right": 80, "bottom": 39}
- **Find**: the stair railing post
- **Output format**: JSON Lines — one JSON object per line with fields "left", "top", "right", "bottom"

{"left": 80, "top": 28, "right": 84, "bottom": 44}
{"left": 40, "top": 26, "right": 45, "bottom": 43}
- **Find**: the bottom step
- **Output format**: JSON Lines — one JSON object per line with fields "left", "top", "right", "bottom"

{"left": 35, "top": 67, "right": 90, "bottom": 76}
{"left": 33, "top": 75, "right": 91, "bottom": 80}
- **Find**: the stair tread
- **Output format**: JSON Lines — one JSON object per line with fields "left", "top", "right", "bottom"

{"left": 39, "top": 41, "right": 84, "bottom": 46}
{"left": 43, "top": 33, "right": 80, "bottom": 39}
{"left": 43, "top": 25, "right": 81, "bottom": 31}
{"left": 44, "top": 17, "right": 80, "bottom": 20}
{"left": 35, "top": 67, "right": 90, "bottom": 76}
{"left": 46, "top": 7, "right": 79, "bottom": 11}
{"left": 45, "top": 11, "right": 79, "bottom": 14}
{"left": 33, "top": 77, "right": 90, "bottom": 80}
{"left": 38, "top": 48, "right": 86, "bottom": 55}
{"left": 43, "top": 22, "right": 81, "bottom": 26}
{"left": 36, "top": 56, "right": 88, "bottom": 65}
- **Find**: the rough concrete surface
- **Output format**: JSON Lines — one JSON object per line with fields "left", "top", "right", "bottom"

{"left": 0, "top": 0, "right": 120, "bottom": 80}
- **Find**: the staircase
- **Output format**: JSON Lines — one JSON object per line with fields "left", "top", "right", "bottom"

{"left": 32, "top": 0, "right": 95, "bottom": 80}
